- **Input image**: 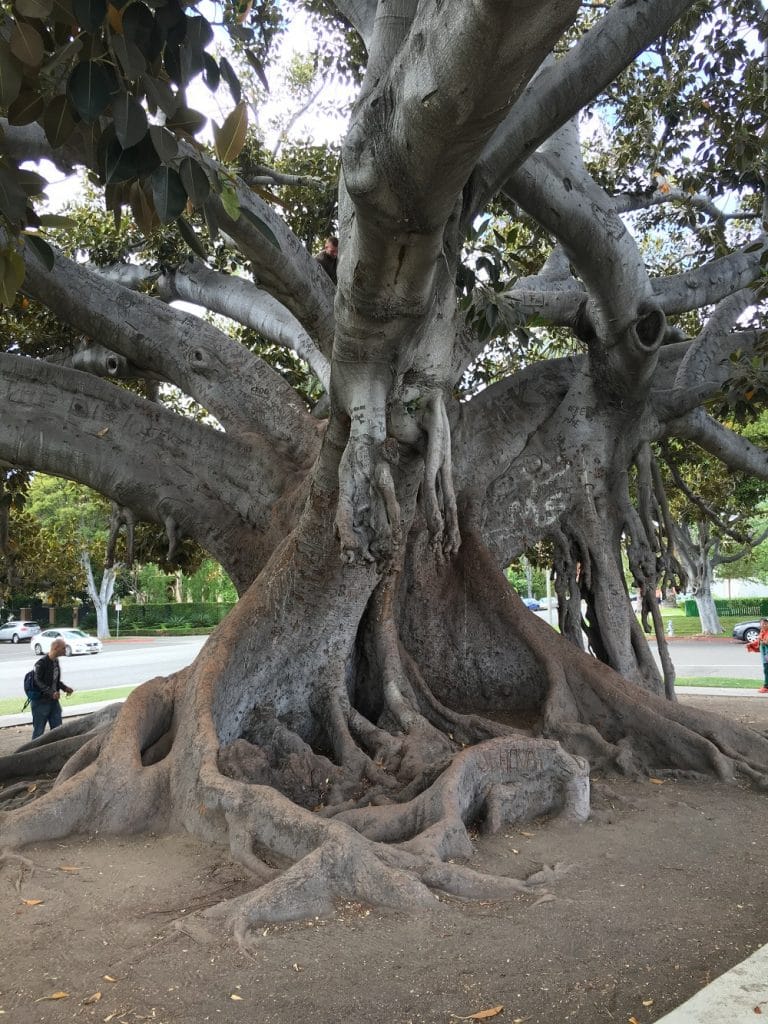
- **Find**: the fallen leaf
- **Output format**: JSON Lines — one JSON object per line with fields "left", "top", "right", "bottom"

{"left": 754, "top": 1008, "right": 762, "bottom": 1015}
{"left": 35, "top": 991, "right": 69, "bottom": 1001}
{"left": 82, "top": 992, "right": 102, "bottom": 1005}
{"left": 96, "top": 426, "right": 109, "bottom": 437}
{"left": 649, "top": 779, "right": 665, "bottom": 785}
{"left": 59, "top": 865, "right": 80, "bottom": 872}
{"left": 520, "top": 831, "right": 535, "bottom": 837}
{"left": 453, "top": 1007, "right": 504, "bottom": 1021}
{"left": 26, "top": 783, "right": 36, "bottom": 793}
{"left": 21, "top": 898, "right": 43, "bottom": 906}
{"left": 628, "top": 1017, "right": 640, "bottom": 1024}
{"left": 103, "top": 975, "right": 118, "bottom": 982}
{"left": 642, "top": 999, "right": 654, "bottom": 1007}
{"left": 230, "top": 993, "right": 243, "bottom": 1001}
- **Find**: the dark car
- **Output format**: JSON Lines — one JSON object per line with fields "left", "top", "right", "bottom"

{"left": 521, "top": 597, "right": 541, "bottom": 611}
{"left": 733, "top": 620, "right": 761, "bottom": 644}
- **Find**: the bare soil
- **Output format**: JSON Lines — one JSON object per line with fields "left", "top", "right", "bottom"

{"left": 1, "top": 693, "right": 767, "bottom": 1024}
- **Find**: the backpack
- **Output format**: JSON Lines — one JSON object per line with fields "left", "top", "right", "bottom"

{"left": 22, "top": 667, "right": 40, "bottom": 710}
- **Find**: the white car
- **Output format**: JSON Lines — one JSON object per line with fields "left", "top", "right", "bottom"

{"left": 0, "top": 620, "right": 41, "bottom": 643}
{"left": 33, "top": 628, "right": 102, "bottom": 656}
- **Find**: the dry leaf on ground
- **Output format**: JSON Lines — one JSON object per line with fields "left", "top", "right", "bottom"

{"left": 82, "top": 992, "right": 102, "bottom": 1005}
{"left": 59, "top": 865, "right": 80, "bottom": 872}
{"left": 35, "top": 992, "right": 68, "bottom": 1001}
{"left": 452, "top": 1006, "right": 504, "bottom": 1020}
{"left": 20, "top": 898, "right": 43, "bottom": 906}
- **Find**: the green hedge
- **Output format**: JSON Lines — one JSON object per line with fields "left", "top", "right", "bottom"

{"left": 112, "top": 602, "right": 235, "bottom": 629}
{"left": 684, "top": 597, "right": 768, "bottom": 618}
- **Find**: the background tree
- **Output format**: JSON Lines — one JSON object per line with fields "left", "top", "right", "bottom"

{"left": 0, "top": 0, "right": 767, "bottom": 936}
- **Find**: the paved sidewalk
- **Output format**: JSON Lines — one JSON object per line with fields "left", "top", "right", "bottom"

{"left": 655, "top": 943, "right": 768, "bottom": 1021}
{"left": 0, "top": 699, "right": 121, "bottom": 729}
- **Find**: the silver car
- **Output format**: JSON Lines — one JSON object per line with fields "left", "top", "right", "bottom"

{"left": 0, "top": 620, "right": 42, "bottom": 644}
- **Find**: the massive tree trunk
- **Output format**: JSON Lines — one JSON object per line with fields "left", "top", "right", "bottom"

{"left": 1, "top": 0, "right": 767, "bottom": 940}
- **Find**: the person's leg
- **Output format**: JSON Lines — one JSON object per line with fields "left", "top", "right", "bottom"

{"left": 48, "top": 700, "right": 63, "bottom": 730}
{"left": 31, "top": 700, "right": 50, "bottom": 739}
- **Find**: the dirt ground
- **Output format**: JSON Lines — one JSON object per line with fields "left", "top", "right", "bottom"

{"left": 1, "top": 693, "right": 767, "bottom": 1024}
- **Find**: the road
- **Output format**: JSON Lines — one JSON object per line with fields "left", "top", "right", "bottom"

{"left": 0, "top": 633, "right": 761, "bottom": 705}
{"left": 0, "top": 636, "right": 207, "bottom": 701}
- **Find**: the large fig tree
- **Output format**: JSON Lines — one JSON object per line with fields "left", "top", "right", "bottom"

{"left": 1, "top": 0, "right": 767, "bottom": 936}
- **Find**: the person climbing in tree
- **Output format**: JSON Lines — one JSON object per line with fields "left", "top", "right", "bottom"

{"left": 315, "top": 236, "right": 338, "bottom": 284}
{"left": 745, "top": 618, "right": 768, "bottom": 694}
{"left": 31, "top": 638, "right": 74, "bottom": 738}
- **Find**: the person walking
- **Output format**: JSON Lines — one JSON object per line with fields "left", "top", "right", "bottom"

{"left": 746, "top": 618, "right": 768, "bottom": 694}
{"left": 30, "top": 638, "right": 74, "bottom": 739}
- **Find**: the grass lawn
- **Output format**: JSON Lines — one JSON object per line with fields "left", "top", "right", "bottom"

{"left": 676, "top": 677, "right": 763, "bottom": 689}
{"left": 0, "top": 685, "right": 135, "bottom": 718}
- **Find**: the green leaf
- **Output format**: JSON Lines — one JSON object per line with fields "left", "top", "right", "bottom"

{"left": 240, "top": 205, "right": 280, "bottom": 249}
{"left": 44, "top": 94, "right": 78, "bottom": 148}
{"left": 128, "top": 180, "right": 157, "bottom": 235}
{"left": 213, "top": 101, "right": 247, "bottom": 164}
{"left": 176, "top": 216, "right": 206, "bottom": 257}
{"left": 16, "top": 0, "right": 54, "bottom": 17}
{"left": 142, "top": 74, "right": 177, "bottom": 117}
{"left": 8, "top": 89, "right": 44, "bottom": 126}
{"left": 244, "top": 48, "right": 269, "bottom": 92}
{"left": 202, "top": 53, "right": 219, "bottom": 91}
{"left": 0, "top": 42, "right": 22, "bottom": 108}
{"left": 165, "top": 104, "right": 206, "bottom": 137}
{"left": 219, "top": 184, "right": 239, "bottom": 222}
{"left": 148, "top": 124, "right": 178, "bottom": 162}
{"left": 24, "top": 233, "right": 55, "bottom": 271}
{"left": 110, "top": 33, "right": 146, "bottom": 79}
{"left": 67, "top": 60, "right": 116, "bottom": 123}
{"left": 179, "top": 157, "right": 209, "bottom": 207}
{"left": 73, "top": 0, "right": 106, "bottom": 31}
{"left": 0, "top": 164, "right": 28, "bottom": 225}
{"left": 0, "top": 248, "right": 26, "bottom": 307}
{"left": 113, "top": 92, "right": 148, "bottom": 148}
{"left": 202, "top": 198, "right": 219, "bottom": 240}
{"left": 16, "top": 168, "right": 47, "bottom": 196}
{"left": 150, "top": 165, "right": 186, "bottom": 223}
{"left": 123, "top": 3, "right": 161, "bottom": 61}
{"left": 218, "top": 56, "right": 241, "bottom": 104}
{"left": 10, "top": 22, "right": 44, "bottom": 67}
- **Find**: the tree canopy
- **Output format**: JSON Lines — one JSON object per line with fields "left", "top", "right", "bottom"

{"left": 1, "top": 0, "right": 767, "bottom": 938}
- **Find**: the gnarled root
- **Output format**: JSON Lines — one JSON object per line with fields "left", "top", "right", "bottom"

{"left": 0, "top": 704, "right": 122, "bottom": 783}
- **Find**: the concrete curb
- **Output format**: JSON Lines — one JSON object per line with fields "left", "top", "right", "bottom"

{"left": 655, "top": 943, "right": 768, "bottom": 1021}
{"left": 0, "top": 699, "right": 123, "bottom": 729}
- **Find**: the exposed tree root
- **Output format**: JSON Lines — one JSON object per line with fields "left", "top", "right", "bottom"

{"left": 0, "top": 704, "right": 122, "bottom": 782}
{"left": 2, "top": 520, "right": 768, "bottom": 944}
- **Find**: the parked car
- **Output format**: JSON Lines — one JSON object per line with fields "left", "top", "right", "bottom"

{"left": 733, "top": 620, "right": 761, "bottom": 644}
{"left": 0, "top": 620, "right": 41, "bottom": 644}
{"left": 33, "top": 628, "right": 102, "bottom": 656}
{"left": 521, "top": 597, "right": 541, "bottom": 611}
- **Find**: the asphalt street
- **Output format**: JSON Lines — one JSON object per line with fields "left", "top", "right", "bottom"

{"left": 0, "top": 635, "right": 207, "bottom": 701}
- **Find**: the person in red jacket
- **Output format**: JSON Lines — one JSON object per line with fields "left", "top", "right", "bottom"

{"left": 31, "top": 638, "right": 74, "bottom": 738}
{"left": 745, "top": 618, "right": 768, "bottom": 693}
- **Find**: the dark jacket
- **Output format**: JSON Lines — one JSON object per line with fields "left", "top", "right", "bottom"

{"left": 33, "top": 655, "right": 63, "bottom": 700}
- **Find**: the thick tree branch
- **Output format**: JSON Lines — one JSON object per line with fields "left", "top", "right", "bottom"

{"left": 206, "top": 179, "right": 337, "bottom": 358}
{"left": 464, "top": 0, "right": 697, "bottom": 220}
{"left": 613, "top": 188, "right": 762, "bottom": 224}
{"left": 0, "top": 354, "right": 291, "bottom": 586}
{"left": 157, "top": 261, "right": 331, "bottom": 391}
{"left": 330, "top": 0, "right": 377, "bottom": 47}
{"left": 663, "top": 410, "right": 768, "bottom": 484}
{"left": 652, "top": 241, "right": 767, "bottom": 316}
{"left": 504, "top": 123, "right": 665, "bottom": 393}
{"left": 21, "top": 245, "right": 319, "bottom": 462}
